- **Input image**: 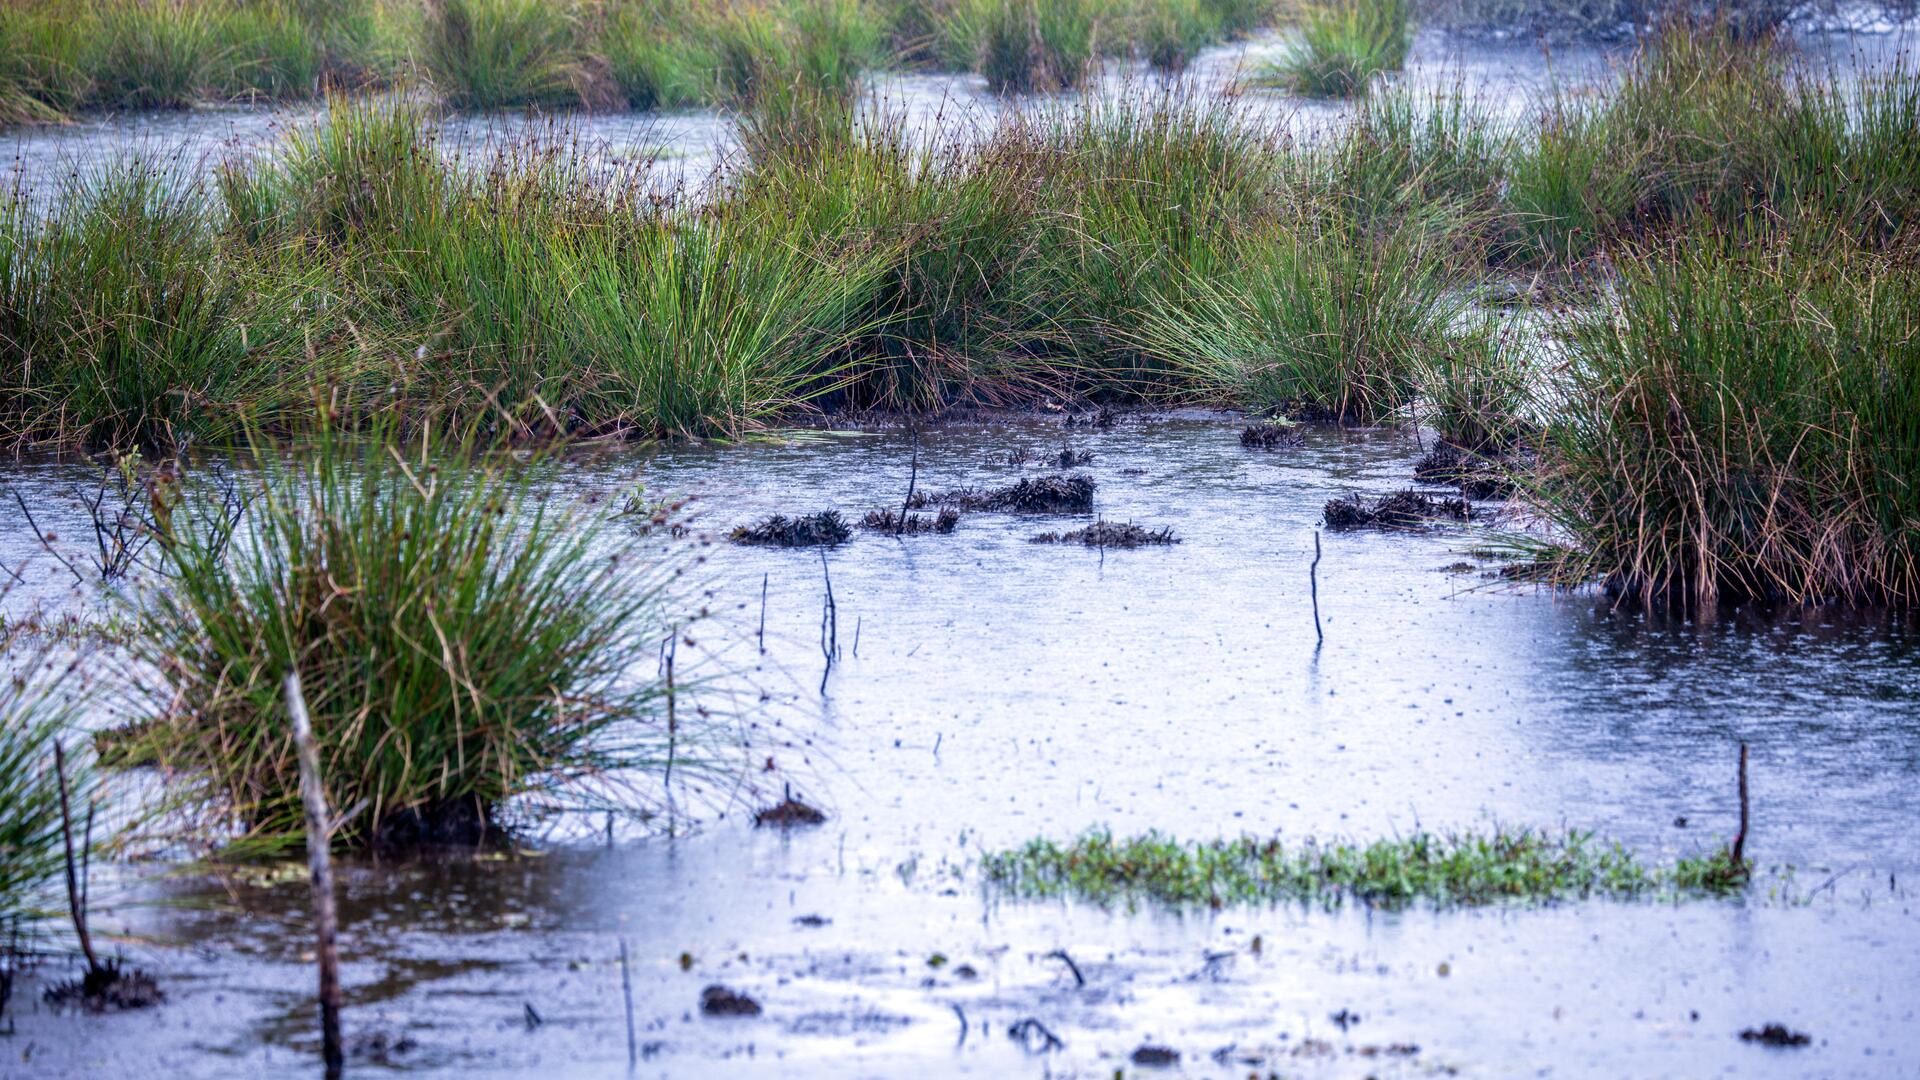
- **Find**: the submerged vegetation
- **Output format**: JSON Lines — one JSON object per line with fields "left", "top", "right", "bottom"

{"left": 124, "top": 422, "right": 700, "bottom": 852}
{"left": 984, "top": 827, "right": 1751, "bottom": 907}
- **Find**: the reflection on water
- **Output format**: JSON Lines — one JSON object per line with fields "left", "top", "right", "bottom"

{"left": 6, "top": 414, "right": 1918, "bottom": 1076}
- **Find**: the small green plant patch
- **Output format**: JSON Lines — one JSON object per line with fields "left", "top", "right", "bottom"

{"left": 983, "top": 827, "right": 1749, "bottom": 907}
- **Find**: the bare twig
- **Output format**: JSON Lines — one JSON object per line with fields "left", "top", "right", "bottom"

{"left": 895, "top": 425, "right": 919, "bottom": 538}
{"left": 286, "top": 672, "right": 344, "bottom": 1078}
{"left": 1045, "top": 948, "right": 1085, "bottom": 988}
{"left": 619, "top": 938, "right": 638, "bottom": 1067}
{"left": 819, "top": 551, "right": 837, "bottom": 695}
{"left": 757, "top": 572, "right": 768, "bottom": 655}
{"left": 1731, "top": 742, "right": 1750, "bottom": 870}
{"left": 1310, "top": 531, "right": 1324, "bottom": 645}
{"left": 52, "top": 742, "right": 98, "bottom": 974}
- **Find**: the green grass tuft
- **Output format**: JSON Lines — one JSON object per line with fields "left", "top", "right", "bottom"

{"left": 128, "top": 420, "right": 706, "bottom": 852}
{"left": 1259, "top": 0, "right": 1412, "bottom": 98}
{"left": 984, "top": 826, "right": 1751, "bottom": 908}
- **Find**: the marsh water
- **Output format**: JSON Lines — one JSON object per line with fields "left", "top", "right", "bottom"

{"left": 5, "top": 413, "right": 1919, "bottom": 1077}
{"left": 6, "top": 22, "right": 1920, "bottom": 1080}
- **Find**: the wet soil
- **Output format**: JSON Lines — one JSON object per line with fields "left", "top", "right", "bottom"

{"left": 861, "top": 507, "right": 960, "bottom": 535}
{"left": 731, "top": 511, "right": 852, "bottom": 548}
{"left": 908, "top": 474, "right": 1096, "bottom": 513}
{"left": 1324, "top": 489, "right": 1471, "bottom": 531}
{"left": 1029, "top": 521, "right": 1179, "bottom": 548}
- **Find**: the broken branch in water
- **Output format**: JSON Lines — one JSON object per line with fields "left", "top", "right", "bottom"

{"left": 1310, "top": 531, "right": 1324, "bottom": 645}
{"left": 1731, "top": 742, "right": 1750, "bottom": 872}
{"left": 286, "top": 671, "right": 344, "bottom": 1079}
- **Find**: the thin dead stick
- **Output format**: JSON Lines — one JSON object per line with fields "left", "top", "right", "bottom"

{"left": 662, "top": 629, "right": 678, "bottom": 793}
{"left": 895, "top": 426, "right": 919, "bottom": 538}
{"left": 1310, "top": 531, "right": 1324, "bottom": 645}
{"left": 619, "top": 938, "right": 638, "bottom": 1067}
{"left": 819, "top": 551, "right": 837, "bottom": 695}
{"left": 286, "top": 671, "right": 344, "bottom": 1079}
{"left": 1731, "top": 742, "right": 1750, "bottom": 870}
{"left": 52, "top": 742, "right": 98, "bottom": 974}
{"left": 757, "top": 572, "right": 768, "bottom": 654}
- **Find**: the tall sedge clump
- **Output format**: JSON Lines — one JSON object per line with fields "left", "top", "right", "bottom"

{"left": 0, "top": 5, "right": 92, "bottom": 125}
{"left": 85, "top": 0, "right": 223, "bottom": 109}
{"left": 422, "top": 0, "right": 592, "bottom": 109}
{"left": 1538, "top": 227, "right": 1920, "bottom": 609}
{"left": 0, "top": 161, "right": 287, "bottom": 449}
{"left": 1133, "top": 197, "right": 1459, "bottom": 424}
{"left": 0, "top": 663, "right": 89, "bottom": 942}
{"left": 1261, "top": 0, "right": 1412, "bottom": 98}
{"left": 1009, "top": 91, "right": 1279, "bottom": 391}
{"left": 972, "top": 0, "right": 1097, "bottom": 93}
{"left": 131, "top": 421, "right": 701, "bottom": 852}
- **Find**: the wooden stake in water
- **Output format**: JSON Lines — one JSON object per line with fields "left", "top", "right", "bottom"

{"left": 1731, "top": 742, "right": 1750, "bottom": 870}
{"left": 619, "top": 938, "right": 638, "bottom": 1066}
{"left": 1310, "top": 531, "right": 1324, "bottom": 645}
{"left": 286, "top": 671, "right": 344, "bottom": 1078}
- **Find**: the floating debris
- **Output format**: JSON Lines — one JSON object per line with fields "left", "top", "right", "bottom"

{"left": 1030, "top": 521, "right": 1178, "bottom": 548}
{"left": 700, "top": 985, "right": 762, "bottom": 1017}
{"left": 860, "top": 507, "right": 959, "bottom": 535}
{"left": 754, "top": 790, "right": 827, "bottom": 828}
{"left": 1054, "top": 449, "right": 1094, "bottom": 467}
{"left": 730, "top": 511, "right": 851, "bottom": 548}
{"left": 1324, "top": 490, "right": 1469, "bottom": 532}
{"left": 1414, "top": 442, "right": 1520, "bottom": 500}
{"left": 909, "top": 473, "right": 1096, "bottom": 513}
{"left": 1131, "top": 1045, "right": 1181, "bottom": 1067}
{"left": 1740, "top": 1024, "right": 1811, "bottom": 1047}
{"left": 1240, "top": 423, "right": 1304, "bottom": 449}
{"left": 43, "top": 960, "right": 163, "bottom": 1013}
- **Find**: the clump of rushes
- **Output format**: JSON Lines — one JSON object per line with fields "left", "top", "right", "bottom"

{"left": 0, "top": 159, "right": 316, "bottom": 450}
{"left": 1006, "top": 90, "right": 1281, "bottom": 392}
{"left": 0, "top": 5, "right": 92, "bottom": 124}
{"left": 422, "top": 0, "right": 599, "bottom": 109}
{"left": 1415, "top": 317, "right": 1536, "bottom": 453}
{"left": 984, "top": 827, "right": 1749, "bottom": 908}
{"left": 1535, "top": 227, "right": 1920, "bottom": 610}
{"left": 0, "top": 661, "right": 89, "bottom": 941}
{"left": 128, "top": 420, "right": 702, "bottom": 853}
{"left": 967, "top": 0, "right": 1097, "bottom": 93}
{"left": 1136, "top": 202, "right": 1460, "bottom": 425}
{"left": 1260, "top": 0, "right": 1412, "bottom": 98}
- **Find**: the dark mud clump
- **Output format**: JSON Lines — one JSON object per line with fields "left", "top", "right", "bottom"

{"left": 754, "top": 791, "right": 827, "bottom": 828}
{"left": 730, "top": 511, "right": 851, "bottom": 547}
{"left": 1414, "top": 442, "right": 1522, "bottom": 500}
{"left": 1740, "top": 1024, "right": 1811, "bottom": 1047}
{"left": 347, "top": 1030, "right": 421, "bottom": 1064}
{"left": 373, "top": 795, "right": 493, "bottom": 849}
{"left": 1240, "top": 423, "right": 1304, "bottom": 449}
{"left": 860, "top": 507, "right": 959, "bottom": 535}
{"left": 1064, "top": 405, "right": 1116, "bottom": 429}
{"left": 43, "top": 960, "right": 163, "bottom": 1013}
{"left": 1324, "top": 490, "right": 1469, "bottom": 532}
{"left": 1131, "top": 1045, "right": 1181, "bottom": 1067}
{"left": 1276, "top": 400, "right": 1342, "bottom": 425}
{"left": 1054, "top": 449, "right": 1094, "bottom": 467}
{"left": 700, "top": 985, "right": 763, "bottom": 1017}
{"left": 1030, "top": 521, "right": 1178, "bottom": 548}
{"left": 910, "top": 474, "right": 1095, "bottom": 513}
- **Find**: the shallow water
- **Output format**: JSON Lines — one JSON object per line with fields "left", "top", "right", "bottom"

{"left": 5, "top": 414, "right": 1918, "bottom": 1077}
